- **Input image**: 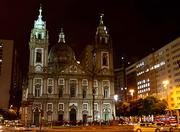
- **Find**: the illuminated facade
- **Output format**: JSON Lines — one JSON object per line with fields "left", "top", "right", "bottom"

{"left": 23, "top": 6, "right": 115, "bottom": 125}
{"left": 135, "top": 37, "right": 180, "bottom": 111}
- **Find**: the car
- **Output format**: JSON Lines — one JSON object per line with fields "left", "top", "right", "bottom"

{"left": 132, "top": 122, "right": 174, "bottom": 132}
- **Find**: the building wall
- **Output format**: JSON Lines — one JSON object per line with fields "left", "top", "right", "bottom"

{"left": 23, "top": 7, "right": 115, "bottom": 125}
{"left": 129, "top": 37, "right": 180, "bottom": 111}
{"left": 0, "top": 39, "right": 14, "bottom": 108}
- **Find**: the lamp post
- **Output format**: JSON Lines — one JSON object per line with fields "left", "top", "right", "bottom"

{"left": 129, "top": 89, "right": 134, "bottom": 101}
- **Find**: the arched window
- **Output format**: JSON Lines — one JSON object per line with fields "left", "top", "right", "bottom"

{"left": 35, "top": 49, "right": 42, "bottom": 63}
{"left": 34, "top": 78, "right": 42, "bottom": 97}
{"left": 93, "top": 80, "right": 98, "bottom": 96}
{"left": 103, "top": 103, "right": 111, "bottom": 121}
{"left": 70, "top": 80, "right": 77, "bottom": 97}
{"left": 58, "top": 78, "right": 64, "bottom": 98}
{"left": 103, "top": 80, "right": 110, "bottom": 98}
{"left": 82, "top": 79, "right": 88, "bottom": 98}
{"left": 47, "top": 78, "right": 54, "bottom": 94}
{"left": 101, "top": 52, "right": 109, "bottom": 68}
{"left": 35, "top": 84, "right": 41, "bottom": 97}
{"left": 38, "top": 33, "right": 41, "bottom": 39}
{"left": 103, "top": 53, "right": 107, "bottom": 66}
{"left": 104, "top": 86, "right": 108, "bottom": 98}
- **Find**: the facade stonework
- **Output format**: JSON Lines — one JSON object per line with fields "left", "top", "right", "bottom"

{"left": 23, "top": 7, "right": 115, "bottom": 125}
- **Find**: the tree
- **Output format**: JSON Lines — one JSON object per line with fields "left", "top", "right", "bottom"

{"left": 152, "top": 99, "right": 167, "bottom": 115}
{"left": 116, "top": 101, "right": 130, "bottom": 117}
{"left": 115, "top": 96, "right": 167, "bottom": 117}
{"left": 143, "top": 96, "right": 159, "bottom": 115}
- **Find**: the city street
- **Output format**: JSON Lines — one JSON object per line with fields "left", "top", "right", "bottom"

{"left": 1, "top": 125, "right": 180, "bottom": 132}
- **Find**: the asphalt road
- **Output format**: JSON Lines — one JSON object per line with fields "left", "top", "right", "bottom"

{"left": 1, "top": 125, "right": 180, "bottom": 132}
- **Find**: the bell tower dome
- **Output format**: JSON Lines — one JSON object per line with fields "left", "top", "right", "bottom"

{"left": 94, "top": 14, "right": 113, "bottom": 73}
{"left": 29, "top": 5, "right": 49, "bottom": 73}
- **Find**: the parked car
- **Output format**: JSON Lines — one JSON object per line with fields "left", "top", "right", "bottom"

{"left": 132, "top": 122, "right": 174, "bottom": 132}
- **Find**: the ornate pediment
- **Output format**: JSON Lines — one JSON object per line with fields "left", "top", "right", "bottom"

{"left": 61, "top": 63, "right": 87, "bottom": 75}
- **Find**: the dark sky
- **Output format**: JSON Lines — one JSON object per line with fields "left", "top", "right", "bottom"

{"left": 0, "top": 0, "right": 180, "bottom": 68}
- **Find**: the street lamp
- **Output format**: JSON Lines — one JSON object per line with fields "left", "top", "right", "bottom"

{"left": 162, "top": 80, "right": 169, "bottom": 88}
{"left": 129, "top": 89, "right": 134, "bottom": 101}
{"left": 113, "top": 95, "right": 118, "bottom": 120}
{"left": 114, "top": 94, "right": 118, "bottom": 102}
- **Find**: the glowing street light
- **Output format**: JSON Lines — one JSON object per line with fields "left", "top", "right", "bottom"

{"left": 114, "top": 94, "right": 118, "bottom": 102}
{"left": 129, "top": 89, "right": 134, "bottom": 101}
{"left": 163, "top": 80, "right": 169, "bottom": 88}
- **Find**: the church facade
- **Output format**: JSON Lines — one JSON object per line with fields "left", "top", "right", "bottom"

{"left": 23, "top": 6, "right": 115, "bottom": 126}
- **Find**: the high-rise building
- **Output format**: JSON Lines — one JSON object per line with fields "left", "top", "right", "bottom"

{"left": 126, "top": 37, "right": 180, "bottom": 115}
{"left": 0, "top": 39, "right": 14, "bottom": 108}
{"left": 23, "top": 6, "right": 115, "bottom": 126}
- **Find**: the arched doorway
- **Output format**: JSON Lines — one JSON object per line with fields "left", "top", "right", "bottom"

{"left": 103, "top": 108, "right": 110, "bottom": 121}
{"left": 83, "top": 114, "right": 87, "bottom": 123}
{"left": 58, "top": 110, "right": 64, "bottom": 125}
{"left": 33, "top": 107, "right": 40, "bottom": 126}
{"left": 69, "top": 108, "right": 76, "bottom": 125}
{"left": 82, "top": 110, "right": 88, "bottom": 124}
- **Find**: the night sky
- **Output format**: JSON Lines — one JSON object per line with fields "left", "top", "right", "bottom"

{"left": 0, "top": 0, "right": 180, "bottom": 69}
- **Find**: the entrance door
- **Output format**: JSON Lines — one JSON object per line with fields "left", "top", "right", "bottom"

{"left": 58, "top": 114, "right": 63, "bottom": 125}
{"left": 69, "top": 108, "right": 76, "bottom": 125}
{"left": 58, "top": 114, "right": 63, "bottom": 121}
{"left": 83, "top": 114, "right": 87, "bottom": 123}
{"left": 34, "top": 108, "right": 40, "bottom": 126}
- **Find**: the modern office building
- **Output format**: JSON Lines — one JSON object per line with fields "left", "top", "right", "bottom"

{"left": 136, "top": 37, "right": 180, "bottom": 110}
{"left": 0, "top": 39, "right": 14, "bottom": 108}
{"left": 23, "top": 6, "right": 115, "bottom": 126}
{"left": 125, "top": 37, "right": 180, "bottom": 117}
